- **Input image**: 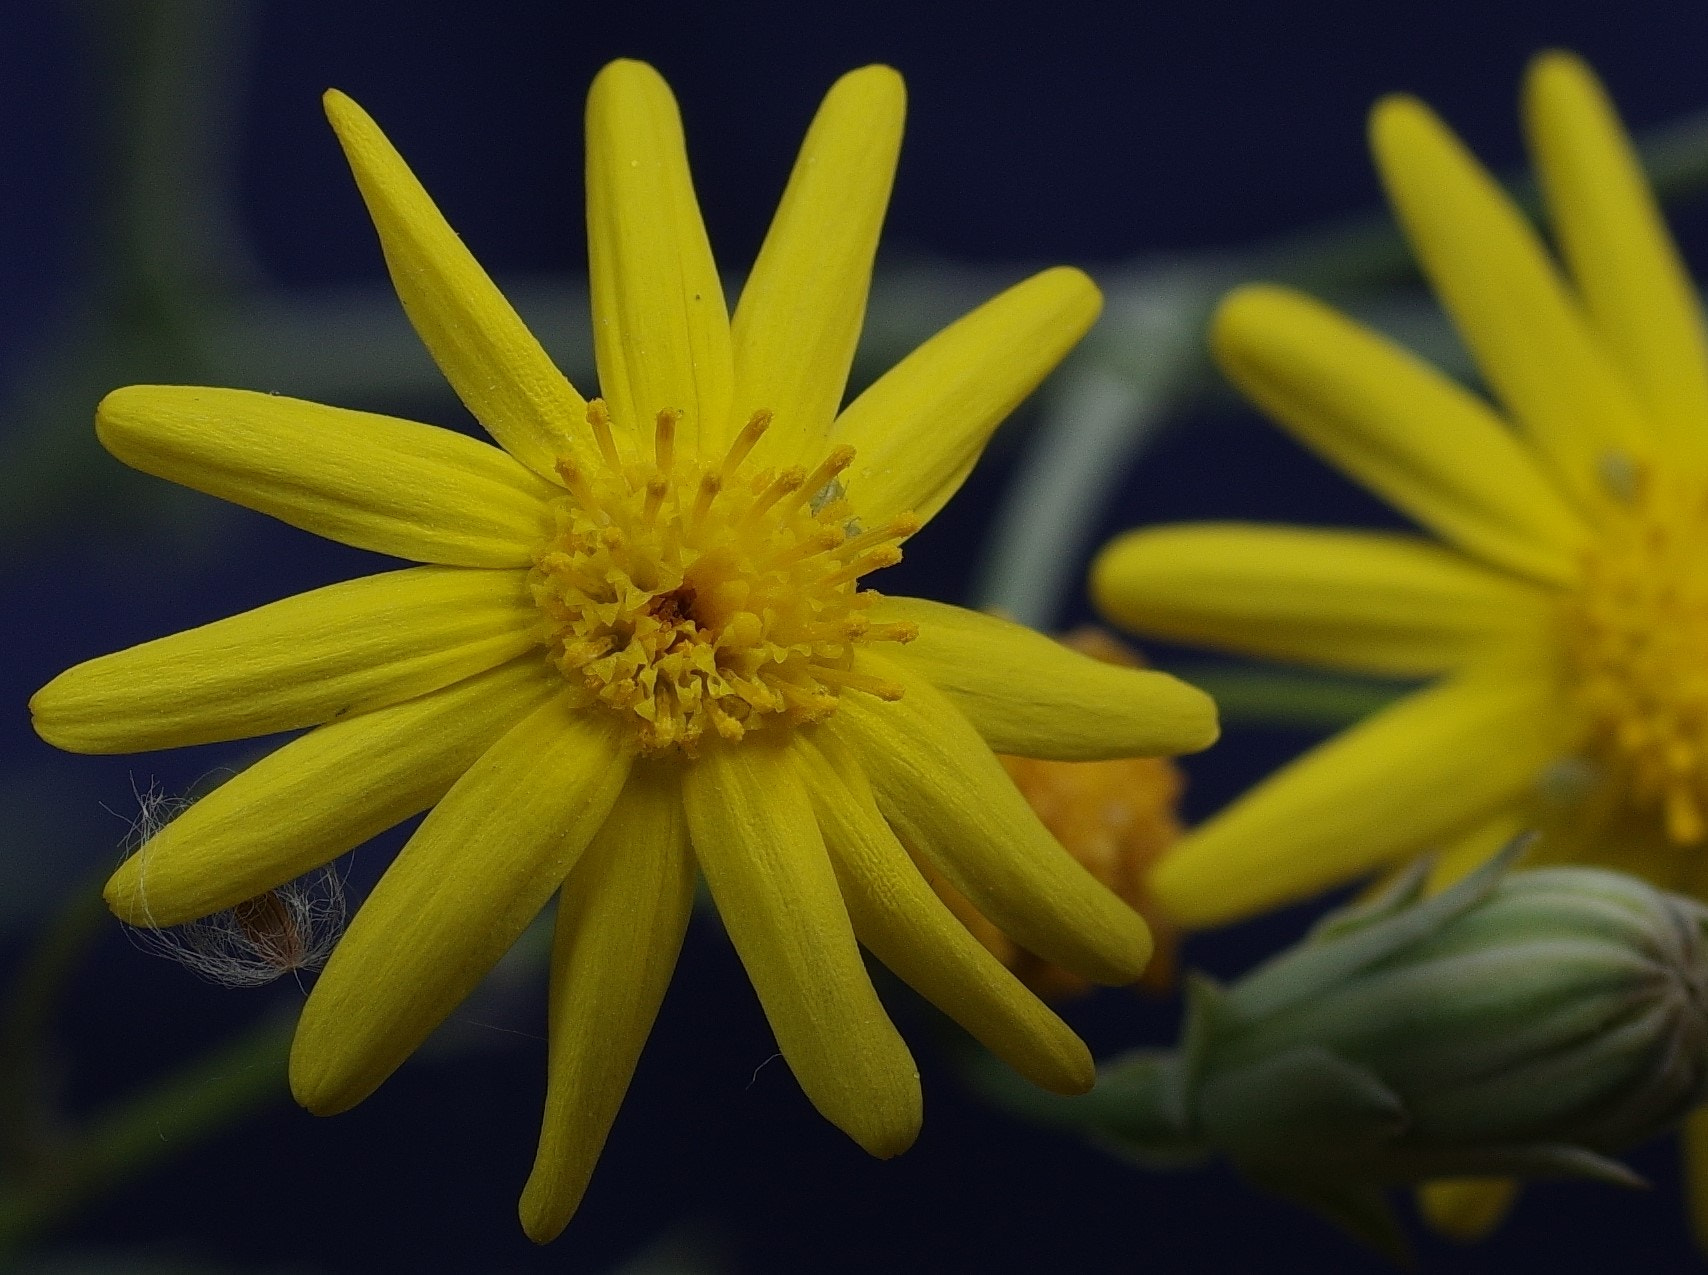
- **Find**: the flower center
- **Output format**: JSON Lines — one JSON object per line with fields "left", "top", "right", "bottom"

{"left": 529, "top": 401, "right": 919, "bottom": 755}
{"left": 1562, "top": 458, "right": 1708, "bottom": 844}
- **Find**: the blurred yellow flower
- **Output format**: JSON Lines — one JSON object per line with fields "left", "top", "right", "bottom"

{"left": 1094, "top": 49, "right": 1708, "bottom": 1243}
{"left": 31, "top": 60, "right": 1218, "bottom": 1240}
{"left": 926, "top": 629, "right": 1186, "bottom": 997}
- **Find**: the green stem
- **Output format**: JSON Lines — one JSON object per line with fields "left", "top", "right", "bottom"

{"left": 87, "top": 0, "right": 257, "bottom": 299}
{"left": 1167, "top": 665, "right": 1410, "bottom": 731}
{"left": 0, "top": 869, "right": 110, "bottom": 1178}
{"left": 1260, "top": 104, "right": 1708, "bottom": 298}
{"left": 0, "top": 1008, "right": 292, "bottom": 1260}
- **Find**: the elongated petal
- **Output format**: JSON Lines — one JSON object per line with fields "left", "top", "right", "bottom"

{"left": 1152, "top": 672, "right": 1568, "bottom": 927}
{"left": 681, "top": 741, "right": 920, "bottom": 1157}
{"left": 1093, "top": 524, "right": 1553, "bottom": 677}
{"left": 872, "top": 596, "right": 1216, "bottom": 758}
{"left": 831, "top": 654, "right": 1152, "bottom": 984}
{"left": 291, "top": 698, "right": 630, "bottom": 1114}
{"left": 97, "top": 386, "right": 557, "bottom": 567}
{"left": 520, "top": 763, "right": 695, "bottom": 1243}
{"left": 585, "top": 60, "right": 733, "bottom": 458}
{"left": 1371, "top": 95, "right": 1648, "bottom": 507}
{"left": 1212, "top": 285, "right": 1587, "bottom": 584}
{"left": 105, "top": 658, "right": 557, "bottom": 927}
{"left": 834, "top": 267, "right": 1100, "bottom": 528}
{"left": 795, "top": 735, "right": 1093, "bottom": 1095}
{"left": 732, "top": 66, "right": 904, "bottom": 464}
{"left": 324, "top": 91, "right": 594, "bottom": 481}
{"left": 1526, "top": 51, "right": 1708, "bottom": 464}
{"left": 31, "top": 567, "right": 539, "bottom": 754}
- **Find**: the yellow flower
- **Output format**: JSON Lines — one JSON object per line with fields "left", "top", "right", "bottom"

{"left": 30, "top": 61, "right": 1217, "bottom": 1241}
{"left": 1093, "top": 49, "right": 1708, "bottom": 1241}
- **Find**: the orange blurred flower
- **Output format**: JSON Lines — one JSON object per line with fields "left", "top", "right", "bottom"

{"left": 925, "top": 628, "right": 1185, "bottom": 997}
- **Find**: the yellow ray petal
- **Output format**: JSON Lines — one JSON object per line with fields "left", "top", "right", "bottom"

{"left": 1371, "top": 95, "right": 1648, "bottom": 509}
{"left": 1152, "top": 672, "right": 1568, "bottom": 928}
{"left": 1212, "top": 285, "right": 1587, "bottom": 584}
{"left": 1417, "top": 1179, "right": 1519, "bottom": 1241}
{"left": 1684, "top": 1107, "right": 1708, "bottom": 1255}
{"left": 323, "top": 91, "right": 594, "bottom": 482}
{"left": 520, "top": 763, "right": 696, "bottom": 1244}
{"left": 31, "top": 567, "right": 539, "bottom": 754}
{"left": 833, "top": 267, "right": 1100, "bottom": 528}
{"left": 1525, "top": 51, "right": 1708, "bottom": 464}
{"left": 731, "top": 66, "right": 904, "bottom": 466}
{"left": 1093, "top": 524, "right": 1553, "bottom": 677}
{"left": 795, "top": 734, "right": 1093, "bottom": 1095}
{"left": 105, "top": 658, "right": 558, "bottom": 927}
{"left": 871, "top": 596, "right": 1217, "bottom": 758}
{"left": 291, "top": 698, "right": 630, "bottom": 1115}
{"left": 830, "top": 653, "right": 1152, "bottom": 985}
{"left": 97, "top": 386, "right": 557, "bottom": 568}
{"left": 585, "top": 60, "right": 733, "bottom": 459}
{"left": 681, "top": 740, "right": 920, "bottom": 1157}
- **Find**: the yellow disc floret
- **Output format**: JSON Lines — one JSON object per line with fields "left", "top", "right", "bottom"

{"left": 529, "top": 401, "right": 919, "bottom": 754}
{"left": 1563, "top": 460, "right": 1708, "bottom": 844}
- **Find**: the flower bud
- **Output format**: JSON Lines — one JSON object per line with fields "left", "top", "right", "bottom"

{"left": 1034, "top": 847, "right": 1708, "bottom": 1259}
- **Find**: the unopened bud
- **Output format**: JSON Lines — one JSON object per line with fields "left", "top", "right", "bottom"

{"left": 1024, "top": 846, "right": 1708, "bottom": 1260}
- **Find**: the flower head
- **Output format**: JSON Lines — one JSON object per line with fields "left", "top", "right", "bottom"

{"left": 1092, "top": 49, "right": 1708, "bottom": 1244}
{"left": 31, "top": 61, "right": 1217, "bottom": 1240}
{"left": 1095, "top": 51, "right": 1708, "bottom": 921}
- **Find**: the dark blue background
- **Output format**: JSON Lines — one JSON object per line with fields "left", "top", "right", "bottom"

{"left": 5, "top": 1, "right": 1708, "bottom": 1271}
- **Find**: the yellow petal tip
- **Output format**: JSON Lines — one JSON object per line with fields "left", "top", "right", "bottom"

{"left": 1148, "top": 849, "right": 1229, "bottom": 931}
{"left": 1037, "top": 264, "right": 1102, "bottom": 317}
{"left": 321, "top": 87, "right": 366, "bottom": 130}
{"left": 1210, "top": 282, "right": 1305, "bottom": 352}
{"left": 1061, "top": 1063, "right": 1096, "bottom": 1098}
{"left": 92, "top": 384, "right": 168, "bottom": 461}
{"left": 589, "top": 58, "right": 668, "bottom": 101}
{"left": 855, "top": 1099, "right": 923, "bottom": 1160}
{"left": 1104, "top": 913, "right": 1155, "bottom": 984}
{"left": 27, "top": 677, "right": 93, "bottom": 754}
{"left": 1418, "top": 1178, "right": 1519, "bottom": 1242}
{"left": 1087, "top": 528, "right": 1154, "bottom": 623}
{"left": 288, "top": 1034, "right": 365, "bottom": 1118}
{"left": 1176, "top": 687, "right": 1222, "bottom": 754}
{"left": 517, "top": 1178, "right": 579, "bottom": 1247}
{"left": 101, "top": 863, "right": 149, "bottom": 926}
{"left": 1368, "top": 92, "right": 1439, "bottom": 161}
{"left": 1526, "top": 47, "right": 1591, "bottom": 90}
{"left": 1035, "top": 1035, "right": 1097, "bottom": 1097}
{"left": 832, "top": 63, "right": 906, "bottom": 107}
{"left": 322, "top": 89, "right": 389, "bottom": 166}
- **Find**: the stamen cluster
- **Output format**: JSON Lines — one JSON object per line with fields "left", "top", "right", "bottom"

{"left": 529, "top": 402, "right": 918, "bottom": 754}
{"left": 1563, "top": 463, "right": 1708, "bottom": 843}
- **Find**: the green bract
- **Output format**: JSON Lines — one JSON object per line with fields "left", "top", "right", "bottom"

{"left": 1057, "top": 847, "right": 1708, "bottom": 1258}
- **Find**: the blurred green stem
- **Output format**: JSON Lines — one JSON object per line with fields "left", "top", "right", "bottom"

{"left": 0, "top": 869, "right": 108, "bottom": 1180}
{"left": 0, "top": 1009, "right": 291, "bottom": 1260}
{"left": 89, "top": 0, "right": 257, "bottom": 296}
{"left": 0, "top": 0, "right": 255, "bottom": 540}
{"left": 1168, "top": 665, "right": 1408, "bottom": 731}
{"left": 974, "top": 362, "right": 1172, "bottom": 626}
